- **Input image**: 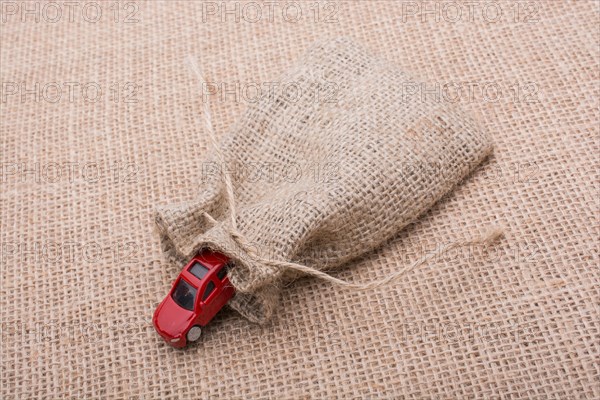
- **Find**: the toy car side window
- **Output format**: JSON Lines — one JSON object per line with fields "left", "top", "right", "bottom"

{"left": 216, "top": 263, "right": 229, "bottom": 280}
{"left": 202, "top": 280, "right": 215, "bottom": 301}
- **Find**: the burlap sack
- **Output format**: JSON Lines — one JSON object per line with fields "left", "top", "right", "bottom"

{"left": 155, "top": 37, "right": 492, "bottom": 324}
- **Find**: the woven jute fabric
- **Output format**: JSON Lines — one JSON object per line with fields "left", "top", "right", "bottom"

{"left": 155, "top": 37, "right": 492, "bottom": 324}
{"left": 1, "top": 1, "right": 598, "bottom": 399}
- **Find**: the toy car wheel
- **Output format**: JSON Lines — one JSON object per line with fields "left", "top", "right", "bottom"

{"left": 187, "top": 326, "right": 202, "bottom": 342}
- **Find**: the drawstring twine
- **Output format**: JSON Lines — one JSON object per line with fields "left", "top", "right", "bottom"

{"left": 185, "top": 55, "right": 504, "bottom": 290}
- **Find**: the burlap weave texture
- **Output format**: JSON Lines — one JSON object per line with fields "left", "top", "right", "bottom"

{"left": 1, "top": 1, "right": 598, "bottom": 398}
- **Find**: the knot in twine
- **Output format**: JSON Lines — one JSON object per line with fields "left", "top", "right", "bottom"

{"left": 185, "top": 56, "right": 504, "bottom": 290}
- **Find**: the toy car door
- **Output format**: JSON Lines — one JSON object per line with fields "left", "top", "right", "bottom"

{"left": 212, "top": 263, "right": 234, "bottom": 314}
{"left": 198, "top": 275, "right": 220, "bottom": 324}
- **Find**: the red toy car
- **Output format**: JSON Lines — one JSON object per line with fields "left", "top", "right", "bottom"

{"left": 153, "top": 250, "right": 235, "bottom": 348}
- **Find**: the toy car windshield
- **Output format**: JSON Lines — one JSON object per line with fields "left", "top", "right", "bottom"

{"left": 172, "top": 279, "right": 196, "bottom": 311}
{"left": 189, "top": 261, "right": 210, "bottom": 280}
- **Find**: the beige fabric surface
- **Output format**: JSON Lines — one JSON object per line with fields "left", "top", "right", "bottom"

{"left": 1, "top": 1, "right": 598, "bottom": 398}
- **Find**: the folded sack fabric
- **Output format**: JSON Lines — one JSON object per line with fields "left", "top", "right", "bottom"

{"left": 155, "top": 38, "right": 493, "bottom": 324}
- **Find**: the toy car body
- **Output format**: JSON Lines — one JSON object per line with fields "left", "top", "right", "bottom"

{"left": 153, "top": 250, "right": 234, "bottom": 348}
